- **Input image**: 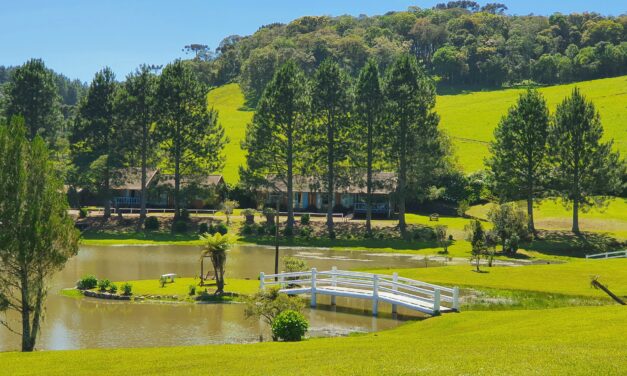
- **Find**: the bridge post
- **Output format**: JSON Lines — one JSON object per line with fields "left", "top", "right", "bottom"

{"left": 259, "top": 272, "right": 265, "bottom": 290}
{"left": 310, "top": 268, "right": 317, "bottom": 308}
{"left": 372, "top": 274, "right": 379, "bottom": 316}
{"left": 391, "top": 272, "right": 398, "bottom": 314}
{"left": 453, "top": 287, "right": 459, "bottom": 311}
{"left": 279, "top": 274, "right": 285, "bottom": 289}
{"left": 331, "top": 266, "right": 337, "bottom": 306}
{"left": 433, "top": 288, "right": 441, "bottom": 315}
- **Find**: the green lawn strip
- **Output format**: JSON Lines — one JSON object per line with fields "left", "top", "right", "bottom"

{"left": 3, "top": 305, "right": 626, "bottom": 375}
{"left": 367, "top": 258, "right": 627, "bottom": 298}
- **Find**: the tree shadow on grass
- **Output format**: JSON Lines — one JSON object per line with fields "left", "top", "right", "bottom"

{"left": 523, "top": 230, "right": 625, "bottom": 258}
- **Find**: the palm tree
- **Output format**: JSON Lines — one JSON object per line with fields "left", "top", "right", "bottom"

{"left": 200, "top": 233, "right": 234, "bottom": 295}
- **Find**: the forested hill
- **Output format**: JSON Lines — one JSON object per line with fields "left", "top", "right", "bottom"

{"left": 187, "top": 1, "right": 627, "bottom": 105}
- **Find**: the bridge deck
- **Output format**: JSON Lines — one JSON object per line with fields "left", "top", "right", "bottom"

{"left": 280, "top": 286, "right": 454, "bottom": 315}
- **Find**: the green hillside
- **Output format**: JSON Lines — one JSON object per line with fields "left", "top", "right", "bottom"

{"left": 214, "top": 76, "right": 626, "bottom": 182}
{"left": 207, "top": 83, "right": 253, "bottom": 184}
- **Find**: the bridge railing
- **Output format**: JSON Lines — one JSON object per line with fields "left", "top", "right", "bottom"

{"left": 260, "top": 267, "right": 459, "bottom": 316}
{"left": 586, "top": 250, "right": 627, "bottom": 259}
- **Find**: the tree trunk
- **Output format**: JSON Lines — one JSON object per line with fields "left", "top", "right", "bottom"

{"left": 139, "top": 122, "right": 148, "bottom": 224}
{"left": 326, "top": 114, "right": 335, "bottom": 238}
{"left": 174, "top": 132, "right": 181, "bottom": 220}
{"left": 572, "top": 196, "right": 580, "bottom": 233}
{"left": 398, "top": 117, "right": 407, "bottom": 238}
{"left": 286, "top": 127, "right": 294, "bottom": 233}
{"left": 527, "top": 166, "right": 535, "bottom": 233}
{"left": 20, "top": 272, "right": 33, "bottom": 352}
{"left": 366, "top": 119, "right": 373, "bottom": 237}
{"left": 103, "top": 162, "right": 111, "bottom": 219}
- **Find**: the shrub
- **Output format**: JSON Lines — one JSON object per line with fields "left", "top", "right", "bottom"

{"left": 487, "top": 203, "right": 529, "bottom": 255}
{"left": 76, "top": 275, "right": 98, "bottom": 290}
{"left": 298, "top": 226, "right": 313, "bottom": 238}
{"left": 79, "top": 207, "right": 88, "bottom": 219}
{"left": 97, "top": 279, "right": 111, "bottom": 292}
{"left": 144, "top": 216, "right": 159, "bottom": 231}
{"left": 300, "top": 213, "right": 310, "bottom": 225}
{"left": 109, "top": 283, "right": 118, "bottom": 294}
{"left": 242, "top": 208, "right": 256, "bottom": 224}
{"left": 457, "top": 200, "right": 470, "bottom": 217}
{"left": 198, "top": 222, "right": 209, "bottom": 234}
{"left": 283, "top": 225, "right": 293, "bottom": 237}
{"left": 263, "top": 207, "right": 276, "bottom": 224}
{"left": 271, "top": 310, "right": 308, "bottom": 341}
{"left": 172, "top": 220, "right": 188, "bottom": 233}
{"left": 216, "top": 223, "right": 228, "bottom": 235}
{"left": 207, "top": 223, "right": 217, "bottom": 235}
{"left": 122, "top": 282, "right": 133, "bottom": 296}
{"left": 283, "top": 257, "right": 307, "bottom": 275}
{"left": 257, "top": 224, "right": 268, "bottom": 236}
{"left": 180, "top": 209, "right": 190, "bottom": 220}
{"left": 188, "top": 285, "right": 196, "bottom": 296}
{"left": 241, "top": 223, "right": 255, "bottom": 235}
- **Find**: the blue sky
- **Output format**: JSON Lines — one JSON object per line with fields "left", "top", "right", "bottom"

{"left": 0, "top": 0, "right": 624, "bottom": 82}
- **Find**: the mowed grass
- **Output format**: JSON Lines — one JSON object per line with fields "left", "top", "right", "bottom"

{"left": 213, "top": 76, "right": 626, "bottom": 182}
{"left": 206, "top": 83, "right": 254, "bottom": 184}
{"left": 2, "top": 305, "right": 626, "bottom": 375}
{"left": 437, "top": 75, "right": 627, "bottom": 171}
{"left": 369, "top": 258, "right": 627, "bottom": 299}
{"left": 117, "top": 277, "right": 260, "bottom": 298}
{"left": 468, "top": 197, "right": 627, "bottom": 240}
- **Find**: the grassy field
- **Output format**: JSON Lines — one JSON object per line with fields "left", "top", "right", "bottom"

{"left": 211, "top": 76, "right": 626, "bottom": 181}
{"left": 369, "top": 258, "right": 627, "bottom": 299}
{"left": 120, "top": 277, "right": 259, "bottom": 298}
{"left": 3, "top": 305, "right": 626, "bottom": 375}
{"left": 437, "top": 75, "right": 627, "bottom": 172}
{"left": 207, "top": 83, "right": 253, "bottom": 184}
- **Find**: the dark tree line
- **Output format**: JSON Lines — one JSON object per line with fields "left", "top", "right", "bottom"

{"left": 180, "top": 2, "right": 627, "bottom": 104}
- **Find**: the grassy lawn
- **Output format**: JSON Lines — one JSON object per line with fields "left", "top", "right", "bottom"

{"left": 437, "top": 75, "right": 627, "bottom": 172}
{"left": 368, "top": 258, "right": 627, "bottom": 299}
{"left": 206, "top": 83, "right": 253, "bottom": 185}
{"left": 121, "top": 277, "right": 260, "bottom": 299}
{"left": 212, "top": 77, "right": 626, "bottom": 182}
{"left": 2, "top": 305, "right": 625, "bottom": 375}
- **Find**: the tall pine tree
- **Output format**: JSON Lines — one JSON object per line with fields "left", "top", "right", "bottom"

{"left": 242, "top": 60, "right": 309, "bottom": 232}
{"left": 548, "top": 88, "right": 623, "bottom": 233}
{"left": 487, "top": 89, "right": 549, "bottom": 232}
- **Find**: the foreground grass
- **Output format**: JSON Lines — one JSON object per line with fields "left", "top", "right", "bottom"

{"left": 368, "top": 258, "right": 627, "bottom": 299}
{"left": 3, "top": 305, "right": 626, "bottom": 375}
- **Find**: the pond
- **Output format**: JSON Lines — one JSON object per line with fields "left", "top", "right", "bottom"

{"left": 0, "top": 244, "right": 442, "bottom": 351}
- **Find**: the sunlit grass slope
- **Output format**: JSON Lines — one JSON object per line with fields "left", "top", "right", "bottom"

{"left": 207, "top": 83, "right": 253, "bottom": 184}
{"left": 437, "top": 75, "right": 627, "bottom": 171}
{"left": 3, "top": 305, "right": 626, "bottom": 375}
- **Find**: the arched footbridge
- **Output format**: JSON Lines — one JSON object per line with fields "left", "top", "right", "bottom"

{"left": 260, "top": 267, "right": 460, "bottom": 316}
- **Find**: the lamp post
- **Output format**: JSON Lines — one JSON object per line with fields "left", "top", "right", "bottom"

{"left": 269, "top": 193, "right": 282, "bottom": 281}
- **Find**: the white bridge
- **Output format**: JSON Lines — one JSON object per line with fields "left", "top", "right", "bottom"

{"left": 260, "top": 267, "right": 459, "bottom": 316}
{"left": 586, "top": 250, "right": 627, "bottom": 259}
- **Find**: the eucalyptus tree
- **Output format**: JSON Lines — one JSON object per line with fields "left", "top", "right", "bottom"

{"left": 310, "top": 59, "right": 353, "bottom": 238}
{"left": 71, "top": 68, "right": 118, "bottom": 218}
{"left": 116, "top": 65, "right": 158, "bottom": 224}
{"left": 156, "top": 60, "right": 226, "bottom": 220}
{"left": 548, "top": 88, "right": 623, "bottom": 233}
{"left": 487, "top": 89, "right": 550, "bottom": 232}
{"left": 3, "top": 59, "right": 63, "bottom": 143}
{"left": 0, "top": 118, "right": 79, "bottom": 352}
{"left": 383, "top": 54, "right": 442, "bottom": 238}
{"left": 354, "top": 59, "right": 384, "bottom": 236}
{"left": 242, "top": 60, "right": 309, "bottom": 233}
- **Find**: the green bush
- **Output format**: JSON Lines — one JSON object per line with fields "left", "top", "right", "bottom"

{"left": 122, "top": 282, "right": 133, "bottom": 296}
{"left": 198, "top": 222, "right": 209, "bottom": 234}
{"left": 109, "top": 283, "right": 118, "bottom": 294}
{"left": 271, "top": 310, "right": 308, "bottom": 342}
{"left": 97, "top": 279, "right": 111, "bottom": 292}
{"left": 79, "top": 207, "right": 88, "bottom": 219}
{"left": 283, "top": 225, "right": 293, "bottom": 237}
{"left": 298, "top": 226, "right": 313, "bottom": 238}
{"left": 207, "top": 223, "right": 217, "bottom": 235}
{"left": 172, "top": 220, "right": 188, "bottom": 233}
{"left": 257, "top": 224, "right": 268, "bottom": 236}
{"left": 241, "top": 223, "right": 255, "bottom": 235}
{"left": 216, "top": 223, "right": 228, "bottom": 235}
{"left": 144, "top": 216, "right": 159, "bottom": 231}
{"left": 180, "top": 209, "right": 190, "bottom": 220}
{"left": 300, "top": 213, "right": 310, "bottom": 225}
{"left": 188, "top": 285, "right": 196, "bottom": 296}
{"left": 76, "top": 275, "right": 98, "bottom": 290}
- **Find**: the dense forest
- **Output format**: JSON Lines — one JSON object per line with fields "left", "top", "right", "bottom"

{"left": 183, "top": 1, "right": 627, "bottom": 104}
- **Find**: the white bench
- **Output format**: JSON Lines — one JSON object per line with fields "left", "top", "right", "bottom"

{"left": 161, "top": 273, "right": 177, "bottom": 283}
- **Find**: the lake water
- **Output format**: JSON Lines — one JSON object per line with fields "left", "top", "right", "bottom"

{"left": 0, "top": 244, "right": 439, "bottom": 351}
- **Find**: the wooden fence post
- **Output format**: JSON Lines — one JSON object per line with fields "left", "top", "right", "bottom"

{"left": 331, "top": 266, "right": 337, "bottom": 306}
{"left": 392, "top": 272, "right": 398, "bottom": 314}
{"left": 372, "top": 274, "right": 379, "bottom": 316}
{"left": 311, "top": 268, "right": 317, "bottom": 307}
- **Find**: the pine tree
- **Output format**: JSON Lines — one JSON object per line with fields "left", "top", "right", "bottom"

{"left": 354, "top": 59, "right": 384, "bottom": 236}
{"left": 242, "top": 60, "right": 309, "bottom": 233}
{"left": 487, "top": 89, "right": 549, "bottom": 232}
{"left": 548, "top": 88, "right": 623, "bottom": 233}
